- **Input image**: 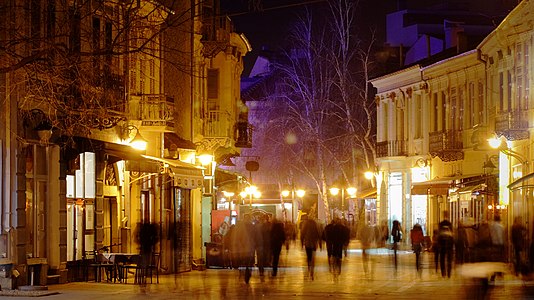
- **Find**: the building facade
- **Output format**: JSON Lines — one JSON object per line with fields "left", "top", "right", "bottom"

{"left": 0, "top": 0, "right": 249, "bottom": 287}
{"left": 371, "top": 0, "right": 533, "bottom": 255}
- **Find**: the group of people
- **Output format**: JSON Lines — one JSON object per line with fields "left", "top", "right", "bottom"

{"left": 223, "top": 213, "right": 289, "bottom": 283}
{"left": 221, "top": 210, "right": 534, "bottom": 284}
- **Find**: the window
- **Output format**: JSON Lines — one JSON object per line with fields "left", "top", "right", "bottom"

{"left": 432, "top": 92, "right": 438, "bottom": 132}
{"left": 468, "top": 82, "right": 475, "bottom": 126}
{"left": 499, "top": 72, "right": 504, "bottom": 112}
{"left": 207, "top": 69, "right": 219, "bottom": 99}
{"left": 477, "top": 81, "right": 484, "bottom": 124}
{"left": 507, "top": 71, "right": 512, "bottom": 111}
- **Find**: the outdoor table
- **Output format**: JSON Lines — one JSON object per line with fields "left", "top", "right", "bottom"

{"left": 101, "top": 253, "right": 140, "bottom": 283}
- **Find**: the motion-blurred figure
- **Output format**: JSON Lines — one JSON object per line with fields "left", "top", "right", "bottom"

{"left": 410, "top": 223, "right": 425, "bottom": 276}
{"left": 391, "top": 220, "right": 402, "bottom": 271}
{"left": 438, "top": 211, "right": 454, "bottom": 278}
{"left": 359, "top": 222, "right": 376, "bottom": 277}
{"left": 323, "top": 217, "right": 350, "bottom": 280}
{"left": 231, "top": 214, "right": 255, "bottom": 283}
{"left": 300, "top": 214, "right": 321, "bottom": 280}
{"left": 512, "top": 216, "right": 527, "bottom": 276}
{"left": 270, "top": 218, "right": 286, "bottom": 276}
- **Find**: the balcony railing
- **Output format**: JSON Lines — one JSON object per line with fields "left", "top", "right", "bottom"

{"left": 133, "top": 94, "right": 174, "bottom": 128}
{"left": 376, "top": 140, "right": 407, "bottom": 158}
{"left": 495, "top": 110, "right": 529, "bottom": 140}
{"left": 429, "top": 130, "right": 464, "bottom": 161}
{"left": 205, "top": 110, "right": 232, "bottom": 138}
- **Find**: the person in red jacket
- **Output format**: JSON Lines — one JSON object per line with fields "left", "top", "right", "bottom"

{"left": 410, "top": 223, "right": 425, "bottom": 276}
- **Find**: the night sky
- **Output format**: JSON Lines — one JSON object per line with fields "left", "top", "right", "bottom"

{"left": 220, "top": 0, "right": 395, "bottom": 76}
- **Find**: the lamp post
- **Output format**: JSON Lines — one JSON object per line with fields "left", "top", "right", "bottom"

{"left": 329, "top": 186, "right": 356, "bottom": 218}
{"left": 488, "top": 134, "right": 528, "bottom": 264}
{"left": 240, "top": 185, "right": 260, "bottom": 208}
{"left": 282, "top": 188, "right": 305, "bottom": 222}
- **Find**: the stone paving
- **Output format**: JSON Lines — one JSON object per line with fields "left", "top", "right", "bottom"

{"left": 3, "top": 242, "right": 534, "bottom": 299}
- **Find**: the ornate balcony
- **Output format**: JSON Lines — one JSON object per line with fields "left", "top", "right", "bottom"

{"left": 130, "top": 94, "right": 175, "bottom": 130}
{"left": 376, "top": 140, "right": 407, "bottom": 158}
{"left": 429, "top": 130, "right": 464, "bottom": 162}
{"left": 495, "top": 110, "right": 529, "bottom": 141}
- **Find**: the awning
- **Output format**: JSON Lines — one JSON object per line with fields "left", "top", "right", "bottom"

{"left": 508, "top": 172, "right": 534, "bottom": 190}
{"left": 411, "top": 180, "right": 451, "bottom": 195}
{"left": 357, "top": 188, "right": 377, "bottom": 199}
{"left": 141, "top": 155, "right": 204, "bottom": 189}
{"left": 452, "top": 184, "right": 487, "bottom": 202}
{"left": 411, "top": 174, "right": 485, "bottom": 195}
{"left": 164, "top": 133, "right": 196, "bottom": 150}
{"left": 215, "top": 168, "right": 244, "bottom": 193}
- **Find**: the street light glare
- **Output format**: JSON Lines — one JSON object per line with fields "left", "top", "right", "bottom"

{"left": 346, "top": 187, "right": 357, "bottom": 197}
{"left": 296, "top": 189, "right": 305, "bottom": 198}
{"left": 488, "top": 136, "right": 502, "bottom": 149}
{"left": 364, "top": 171, "right": 374, "bottom": 180}
{"left": 197, "top": 154, "right": 214, "bottom": 166}
{"left": 281, "top": 190, "right": 290, "bottom": 197}
{"left": 329, "top": 187, "right": 340, "bottom": 196}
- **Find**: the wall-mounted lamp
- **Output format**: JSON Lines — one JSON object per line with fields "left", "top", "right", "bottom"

{"left": 488, "top": 134, "right": 527, "bottom": 166}
{"left": 123, "top": 125, "right": 147, "bottom": 151}
{"left": 197, "top": 154, "right": 214, "bottom": 166}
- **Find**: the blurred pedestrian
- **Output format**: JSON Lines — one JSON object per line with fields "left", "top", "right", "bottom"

{"left": 431, "top": 229, "right": 440, "bottom": 274}
{"left": 255, "top": 214, "right": 271, "bottom": 279}
{"left": 438, "top": 211, "right": 454, "bottom": 278}
{"left": 300, "top": 214, "right": 321, "bottom": 280}
{"left": 284, "top": 221, "right": 296, "bottom": 251}
{"left": 410, "top": 223, "right": 425, "bottom": 276}
{"left": 511, "top": 216, "right": 527, "bottom": 276}
{"left": 380, "top": 220, "right": 389, "bottom": 248}
{"left": 391, "top": 220, "right": 402, "bottom": 271}
{"left": 359, "top": 222, "right": 376, "bottom": 276}
{"left": 489, "top": 215, "right": 504, "bottom": 262}
{"left": 455, "top": 221, "right": 467, "bottom": 264}
{"left": 270, "top": 217, "right": 286, "bottom": 276}
{"left": 323, "top": 217, "right": 350, "bottom": 280}
{"left": 231, "top": 214, "right": 255, "bottom": 283}
{"left": 136, "top": 221, "right": 159, "bottom": 291}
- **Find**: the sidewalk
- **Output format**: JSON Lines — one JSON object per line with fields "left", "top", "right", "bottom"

{"left": 3, "top": 241, "right": 534, "bottom": 299}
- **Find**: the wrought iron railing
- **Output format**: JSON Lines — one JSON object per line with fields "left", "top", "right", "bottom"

{"left": 429, "top": 130, "right": 464, "bottom": 161}
{"left": 134, "top": 94, "right": 174, "bottom": 127}
{"left": 495, "top": 110, "right": 529, "bottom": 140}
{"left": 376, "top": 140, "right": 407, "bottom": 157}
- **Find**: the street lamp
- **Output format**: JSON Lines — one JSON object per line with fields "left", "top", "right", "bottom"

{"left": 122, "top": 125, "right": 148, "bottom": 151}
{"left": 241, "top": 185, "right": 261, "bottom": 207}
{"left": 329, "top": 186, "right": 356, "bottom": 218}
{"left": 281, "top": 188, "right": 305, "bottom": 222}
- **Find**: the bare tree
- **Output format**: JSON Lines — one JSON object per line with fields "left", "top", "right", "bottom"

{"left": 0, "top": 0, "right": 203, "bottom": 140}
{"left": 246, "top": 0, "right": 377, "bottom": 223}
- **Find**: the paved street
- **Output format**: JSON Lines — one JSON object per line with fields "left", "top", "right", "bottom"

{"left": 7, "top": 241, "right": 534, "bottom": 299}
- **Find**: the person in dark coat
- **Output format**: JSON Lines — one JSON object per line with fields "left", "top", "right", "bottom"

{"left": 391, "top": 220, "right": 402, "bottom": 271}
{"left": 512, "top": 216, "right": 527, "bottom": 276}
{"left": 438, "top": 211, "right": 454, "bottom": 278}
{"left": 270, "top": 218, "right": 286, "bottom": 276}
{"left": 231, "top": 214, "right": 255, "bottom": 283}
{"left": 323, "top": 217, "right": 350, "bottom": 279}
{"left": 300, "top": 214, "right": 321, "bottom": 280}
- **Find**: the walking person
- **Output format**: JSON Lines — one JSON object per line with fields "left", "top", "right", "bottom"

{"left": 231, "top": 214, "right": 255, "bottom": 283}
{"left": 300, "top": 214, "right": 321, "bottom": 280}
{"left": 512, "top": 216, "right": 527, "bottom": 276}
{"left": 323, "top": 217, "right": 350, "bottom": 280}
{"left": 410, "top": 223, "right": 425, "bottom": 277}
{"left": 391, "top": 220, "right": 402, "bottom": 271}
{"left": 438, "top": 211, "right": 454, "bottom": 278}
{"left": 270, "top": 217, "right": 286, "bottom": 276}
{"left": 359, "top": 222, "right": 376, "bottom": 277}
{"left": 431, "top": 229, "right": 440, "bottom": 274}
